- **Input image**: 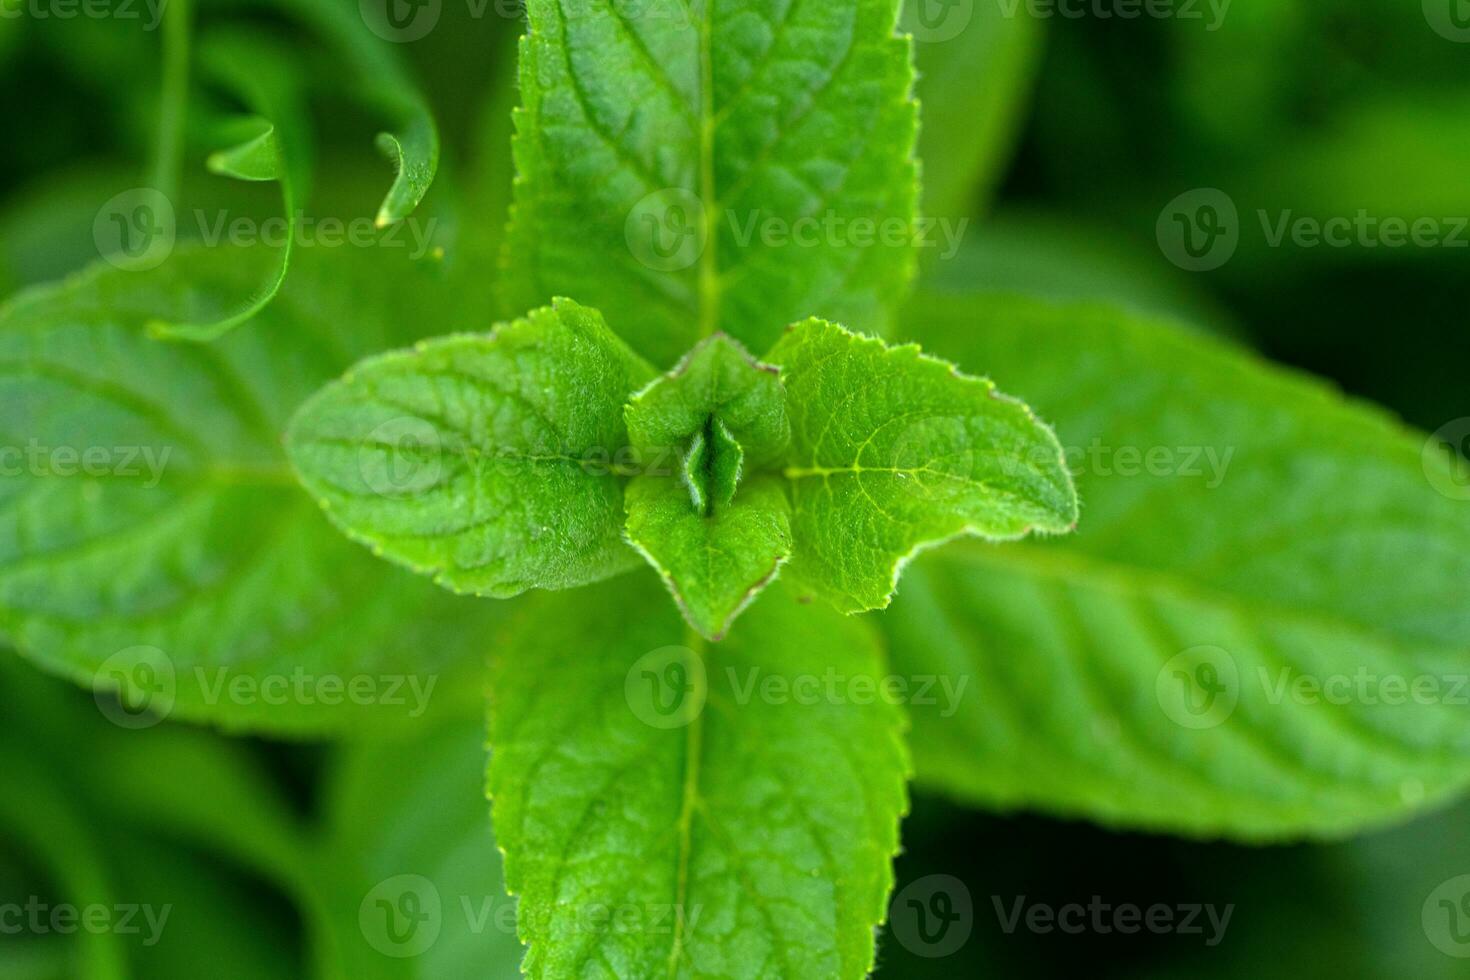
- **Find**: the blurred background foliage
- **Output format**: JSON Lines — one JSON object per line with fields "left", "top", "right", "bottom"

{"left": 1, "top": 0, "right": 1467, "bottom": 976}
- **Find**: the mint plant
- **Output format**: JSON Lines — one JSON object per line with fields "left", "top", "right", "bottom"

{"left": 4, "top": 0, "right": 1470, "bottom": 977}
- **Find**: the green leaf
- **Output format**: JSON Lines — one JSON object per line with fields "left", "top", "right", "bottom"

{"left": 487, "top": 571, "right": 909, "bottom": 979}
{"left": 1, "top": 651, "right": 304, "bottom": 980}
{"left": 148, "top": 34, "right": 307, "bottom": 342}
{"left": 623, "top": 334, "right": 793, "bottom": 638}
{"left": 908, "top": 0, "right": 1043, "bottom": 220}
{"left": 503, "top": 0, "right": 919, "bottom": 364}
{"left": 205, "top": 118, "right": 282, "bottom": 183}
{"left": 286, "top": 298, "right": 655, "bottom": 599}
{"left": 625, "top": 474, "right": 791, "bottom": 642}
{"left": 266, "top": 0, "right": 439, "bottom": 225}
{"left": 0, "top": 246, "right": 504, "bottom": 733}
{"left": 887, "top": 290, "right": 1470, "bottom": 838}
{"left": 311, "top": 718, "right": 525, "bottom": 979}
{"left": 0, "top": 741, "right": 127, "bottom": 980}
{"left": 766, "top": 317, "right": 1079, "bottom": 614}
{"left": 626, "top": 334, "right": 790, "bottom": 482}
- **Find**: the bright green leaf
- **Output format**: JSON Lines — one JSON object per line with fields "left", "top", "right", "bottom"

{"left": 286, "top": 298, "right": 656, "bottom": 599}
{"left": 625, "top": 474, "right": 791, "bottom": 641}
{"left": 266, "top": 0, "right": 439, "bottom": 225}
{"left": 503, "top": 0, "right": 919, "bottom": 364}
{"left": 625, "top": 334, "right": 790, "bottom": 493}
{"left": 887, "top": 290, "right": 1470, "bottom": 838}
{"left": 487, "top": 571, "right": 909, "bottom": 979}
{"left": 767, "top": 317, "right": 1078, "bottom": 614}
{"left": 149, "top": 34, "right": 307, "bottom": 342}
{"left": 0, "top": 246, "right": 504, "bottom": 733}
{"left": 623, "top": 334, "right": 793, "bottom": 638}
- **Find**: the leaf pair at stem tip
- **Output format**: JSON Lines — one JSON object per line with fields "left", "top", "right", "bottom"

{"left": 285, "top": 298, "right": 1080, "bottom": 640}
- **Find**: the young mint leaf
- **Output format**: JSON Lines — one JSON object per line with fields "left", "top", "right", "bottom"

{"left": 287, "top": 298, "right": 655, "bottom": 599}
{"left": 149, "top": 35, "right": 306, "bottom": 342}
{"left": 0, "top": 246, "right": 505, "bottom": 733}
{"left": 268, "top": 0, "right": 439, "bottom": 225}
{"left": 625, "top": 334, "right": 790, "bottom": 486}
{"left": 503, "top": 0, "right": 919, "bottom": 364}
{"left": 766, "top": 317, "right": 1079, "bottom": 614}
{"left": 623, "top": 334, "right": 793, "bottom": 638}
{"left": 487, "top": 572, "right": 909, "bottom": 979}
{"left": 888, "top": 290, "right": 1470, "bottom": 838}
{"left": 625, "top": 475, "right": 791, "bottom": 642}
